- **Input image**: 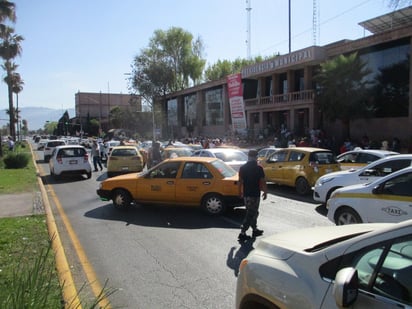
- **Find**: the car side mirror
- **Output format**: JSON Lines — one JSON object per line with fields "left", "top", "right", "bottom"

{"left": 372, "top": 184, "right": 384, "bottom": 194}
{"left": 333, "top": 267, "right": 359, "bottom": 308}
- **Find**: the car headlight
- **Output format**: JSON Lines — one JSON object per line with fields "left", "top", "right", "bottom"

{"left": 318, "top": 177, "right": 335, "bottom": 185}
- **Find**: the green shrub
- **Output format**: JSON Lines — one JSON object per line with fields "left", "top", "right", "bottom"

{"left": 3, "top": 152, "right": 30, "bottom": 169}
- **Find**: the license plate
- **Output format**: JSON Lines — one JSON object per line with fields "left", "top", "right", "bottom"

{"left": 69, "top": 160, "right": 78, "bottom": 164}
{"left": 121, "top": 167, "right": 129, "bottom": 171}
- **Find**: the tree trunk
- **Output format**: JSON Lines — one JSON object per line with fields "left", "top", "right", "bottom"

{"left": 7, "top": 83, "right": 15, "bottom": 139}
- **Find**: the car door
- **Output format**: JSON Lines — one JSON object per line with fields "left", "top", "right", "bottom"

{"left": 321, "top": 235, "right": 412, "bottom": 309}
{"left": 262, "top": 150, "right": 288, "bottom": 183}
{"left": 282, "top": 149, "right": 305, "bottom": 186}
{"left": 175, "top": 162, "right": 216, "bottom": 205}
{"left": 136, "top": 161, "right": 181, "bottom": 203}
{"left": 366, "top": 171, "right": 412, "bottom": 223}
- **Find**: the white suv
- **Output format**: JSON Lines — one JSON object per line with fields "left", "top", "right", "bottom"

{"left": 313, "top": 154, "right": 412, "bottom": 204}
{"left": 49, "top": 145, "right": 92, "bottom": 179}
{"left": 43, "top": 139, "right": 66, "bottom": 162}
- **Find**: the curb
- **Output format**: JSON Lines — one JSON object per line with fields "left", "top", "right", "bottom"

{"left": 30, "top": 143, "right": 82, "bottom": 308}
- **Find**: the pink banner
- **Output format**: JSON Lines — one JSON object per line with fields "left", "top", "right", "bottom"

{"left": 226, "top": 73, "right": 247, "bottom": 130}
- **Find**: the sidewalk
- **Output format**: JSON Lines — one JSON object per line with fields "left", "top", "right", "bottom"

{"left": 0, "top": 191, "right": 44, "bottom": 218}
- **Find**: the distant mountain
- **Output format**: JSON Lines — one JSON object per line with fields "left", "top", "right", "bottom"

{"left": 0, "top": 107, "right": 75, "bottom": 131}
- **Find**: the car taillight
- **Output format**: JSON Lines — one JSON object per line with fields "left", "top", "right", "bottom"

{"left": 57, "top": 156, "right": 63, "bottom": 164}
{"left": 84, "top": 153, "right": 89, "bottom": 162}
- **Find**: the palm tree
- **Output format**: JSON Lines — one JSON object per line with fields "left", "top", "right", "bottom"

{"left": 0, "top": 1, "right": 15, "bottom": 23}
{"left": 0, "top": 25, "right": 23, "bottom": 139}
{"left": 12, "top": 71, "right": 23, "bottom": 139}
{"left": 314, "top": 53, "right": 372, "bottom": 139}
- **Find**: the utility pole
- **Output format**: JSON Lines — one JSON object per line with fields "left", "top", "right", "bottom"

{"left": 246, "top": 0, "right": 252, "bottom": 60}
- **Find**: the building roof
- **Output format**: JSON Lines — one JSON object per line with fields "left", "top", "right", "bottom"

{"left": 359, "top": 6, "right": 412, "bottom": 34}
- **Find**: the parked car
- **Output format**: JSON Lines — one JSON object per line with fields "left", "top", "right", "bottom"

{"left": 313, "top": 154, "right": 412, "bottom": 204}
{"left": 97, "top": 157, "right": 243, "bottom": 215}
{"left": 191, "top": 148, "right": 248, "bottom": 171}
{"left": 236, "top": 219, "right": 412, "bottom": 309}
{"left": 260, "top": 147, "right": 340, "bottom": 195}
{"left": 326, "top": 166, "right": 412, "bottom": 225}
{"left": 161, "top": 147, "right": 193, "bottom": 160}
{"left": 256, "top": 146, "right": 277, "bottom": 163}
{"left": 43, "top": 139, "right": 66, "bottom": 162}
{"left": 49, "top": 145, "right": 92, "bottom": 179}
{"left": 106, "top": 146, "right": 145, "bottom": 178}
{"left": 337, "top": 148, "right": 399, "bottom": 170}
{"left": 37, "top": 139, "right": 48, "bottom": 151}
{"left": 102, "top": 140, "right": 121, "bottom": 161}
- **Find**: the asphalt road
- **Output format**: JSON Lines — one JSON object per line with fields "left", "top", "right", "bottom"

{"left": 36, "top": 150, "right": 333, "bottom": 308}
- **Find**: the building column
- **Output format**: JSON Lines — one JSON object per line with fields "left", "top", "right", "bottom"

{"left": 304, "top": 66, "right": 312, "bottom": 90}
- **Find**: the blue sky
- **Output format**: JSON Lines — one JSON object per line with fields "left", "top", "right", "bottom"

{"left": 0, "top": 0, "right": 406, "bottom": 113}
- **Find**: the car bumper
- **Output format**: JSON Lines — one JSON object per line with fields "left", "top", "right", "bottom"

{"left": 97, "top": 189, "right": 112, "bottom": 201}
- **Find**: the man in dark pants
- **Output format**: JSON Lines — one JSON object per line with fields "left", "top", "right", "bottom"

{"left": 238, "top": 149, "right": 268, "bottom": 241}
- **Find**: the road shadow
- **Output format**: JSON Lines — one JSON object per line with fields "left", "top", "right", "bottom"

{"left": 226, "top": 237, "right": 255, "bottom": 277}
{"left": 41, "top": 174, "right": 90, "bottom": 184}
{"left": 267, "top": 183, "right": 318, "bottom": 204}
{"left": 315, "top": 204, "right": 328, "bottom": 216}
{"left": 84, "top": 202, "right": 247, "bottom": 230}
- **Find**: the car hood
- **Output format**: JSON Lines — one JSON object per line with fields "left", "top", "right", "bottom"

{"left": 254, "top": 223, "right": 389, "bottom": 260}
{"left": 334, "top": 182, "right": 371, "bottom": 193}
{"left": 104, "top": 171, "right": 145, "bottom": 182}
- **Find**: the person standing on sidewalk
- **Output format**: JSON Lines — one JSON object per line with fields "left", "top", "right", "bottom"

{"left": 238, "top": 149, "right": 267, "bottom": 241}
{"left": 91, "top": 140, "right": 103, "bottom": 172}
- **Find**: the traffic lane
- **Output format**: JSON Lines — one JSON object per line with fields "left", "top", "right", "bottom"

{"left": 46, "top": 171, "right": 242, "bottom": 308}
{"left": 40, "top": 156, "right": 331, "bottom": 308}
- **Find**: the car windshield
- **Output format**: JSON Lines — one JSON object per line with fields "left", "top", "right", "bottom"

{"left": 211, "top": 159, "right": 237, "bottom": 177}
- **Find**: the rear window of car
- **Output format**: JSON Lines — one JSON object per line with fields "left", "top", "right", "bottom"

{"left": 111, "top": 148, "right": 137, "bottom": 156}
{"left": 58, "top": 148, "right": 86, "bottom": 157}
{"left": 47, "top": 141, "right": 65, "bottom": 147}
{"left": 211, "top": 159, "right": 237, "bottom": 177}
{"left": 310, "top": 152, "right": 337, "bottom": 164}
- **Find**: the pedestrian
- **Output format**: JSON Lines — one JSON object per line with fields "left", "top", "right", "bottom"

{"left": 238, "top": 149, "right": 268, "bottom": 242}
{"left": 148, "top": 141, "right": 162, "bottom": 168}
{"left": 7, "top": 136, "right": 14, "bottom": 151}
{"left": 91, "top": 140, "right": 103, "bottom": 171}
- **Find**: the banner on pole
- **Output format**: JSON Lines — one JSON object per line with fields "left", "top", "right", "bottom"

{"left": 226, "top": 73, "right": 247, "bottom": 131}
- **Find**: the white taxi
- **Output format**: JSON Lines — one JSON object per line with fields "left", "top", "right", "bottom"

{"left": 327, "top": 166, "right": 412, "bottom": 225}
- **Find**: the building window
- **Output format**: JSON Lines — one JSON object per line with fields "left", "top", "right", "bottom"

{"left": 184, "top": 94, "right": 197, "bottom": 126}
{"left": 205, "top": 88, "right": 223, "bottom": 125}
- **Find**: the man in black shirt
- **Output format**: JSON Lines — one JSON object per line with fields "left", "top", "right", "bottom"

{"left": 238, "top": 149, "right": 267, "bottom": 241}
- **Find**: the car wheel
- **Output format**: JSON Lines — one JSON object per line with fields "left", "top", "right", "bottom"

{"left": 335, "top": 207, "right": 362, "bottom": 225}
{"left": 86, "top": 171, "right": 92, "bottom": 179}
{"left": 202, "top": 193, "right": 226, "bottom": 215}
{"left": 112, "top": 189, "right": 132, "bottom": 209}
{"left": 295, "top": 177, "right": 310, "bottom": 195}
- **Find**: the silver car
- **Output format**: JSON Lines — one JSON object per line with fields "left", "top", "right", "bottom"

{"left": 191, "top": 148, "right": 247, "bottom": 171}
{"left": 236, "top": 219, "right": 412, "bottom": 309}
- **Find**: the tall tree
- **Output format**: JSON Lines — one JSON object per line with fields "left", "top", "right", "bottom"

{"left": 314, "top": 53, "right": 372, "bottom": 139}
{"left": 0, "top": 25, "right": 23, "bottom": 139}
{"left": 130, "top": 27, "right": 206, "bottom": 100}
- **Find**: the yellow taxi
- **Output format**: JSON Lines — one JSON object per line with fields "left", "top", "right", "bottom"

{"left": 106, "top": 146, "right": 145, "bottom": 177}
{"left": 260, "top": 147, "right": 340, "bottom": 195}
{"left": 97, "top": 157, "right": 243, "bottom": 215}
